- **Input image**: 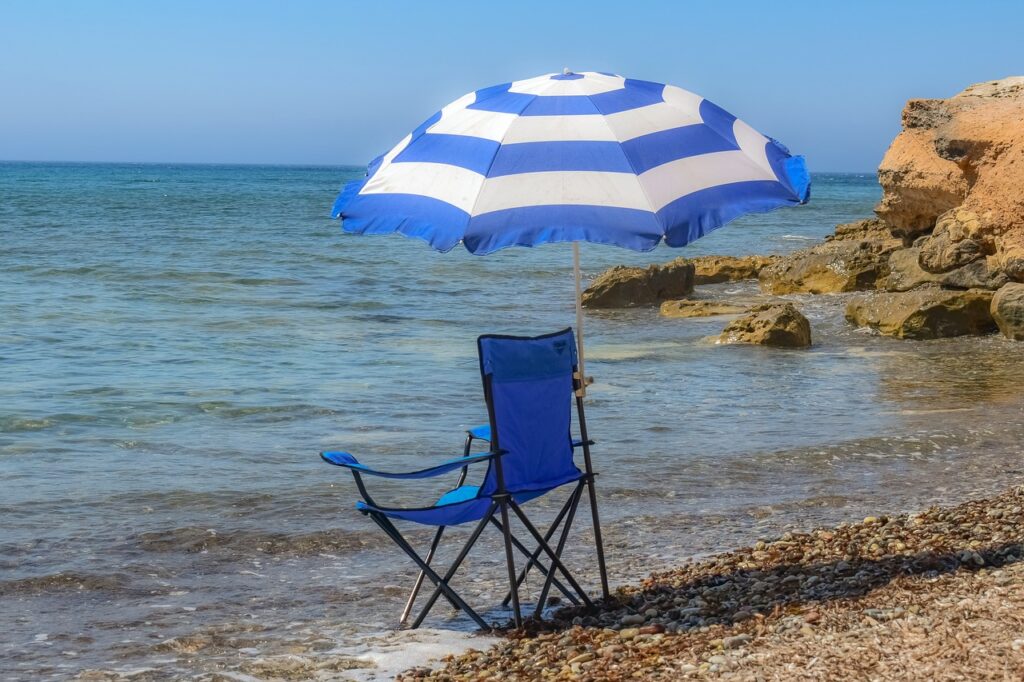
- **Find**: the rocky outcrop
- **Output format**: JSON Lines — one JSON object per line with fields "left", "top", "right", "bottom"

{"left": 845, "top": 288, "right": 996, "bottom": 339}
{"left": 828, "top": 217, "right": 898, "bottom": 243}
{"left": 875, "top": 77, "right": 1024, "bottom": 281}
{"left": 991, "top": 283, "right": 1024, "bottom": 340}
{"left": 660, "top": 299, "right": 750, "bottom": 318}
{"left": 759, "top": 219, "right": 901, "bottom": 294}
{"left": 883, "top": 248, "right": 1008, "bottom": 292}
{"left": 582, "top": 258, "right": 695, "bottom": 308}
{"left": 882, "top": 248, "right": 943, "bottom": 292}
{"left": 717, "top": 303, "right": 811, "bottom": 348}
{"left": 689, "top": 255, "right": 781, "bottom": 284}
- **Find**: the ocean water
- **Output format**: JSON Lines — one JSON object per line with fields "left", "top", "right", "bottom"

{"left": 2, "top": 163, "right": 1023, "bottom": 679}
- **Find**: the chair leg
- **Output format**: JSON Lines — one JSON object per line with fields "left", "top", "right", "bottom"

{"left": 399, "top": 524, "right": 447, "bottom": 626}
{"left": 498, "top": 498, "right": 522, "bottom": 628}
{"left": 509, "top": 500, "right": 594, "bottom": 609}
{"left": 369, "top": 511, "right": 491, "bottom": 631}
{"left": 534, "top": 482, "right": 584, "bottom": 619}
{"left": 499, "top": 483, "right": 583, "bottom": 607}
{"left": 585, "top": 475, "right": 611, "bottom": 599}
{"left": 398, "top": 428, "right": 482, "bottom": 623}
{"left": 410, "top": 502, "right": 498, "bottom": 630}
{"left": 490, "top": 514, "right": 578, "bottom": 607}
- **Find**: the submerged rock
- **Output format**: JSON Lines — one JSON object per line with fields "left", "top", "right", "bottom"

{"left": 759, "top": 219, "right": 901, "bottom": 294}
{"left": 717, "top": 303, "right": 811, "bottom": 348}
{"left": 582, "top": 258, "right": 695, "bottom": 308}
{"left": 659, "top": 299, "right": 751, "bottom": 318}
{"left": 845, "top": 287, "right": 996, "bottom": 339}
{"left": 991, "top": 283, "right": 1024, "bottom": 340}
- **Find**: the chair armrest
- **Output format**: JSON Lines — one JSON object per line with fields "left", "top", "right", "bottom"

{"left": 572, "top": 439, "right": 595, "bottom": 448}
{"left": 320, "top": 450, "right": 499, "bottom": 480}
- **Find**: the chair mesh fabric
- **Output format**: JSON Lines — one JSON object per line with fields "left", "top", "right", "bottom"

{"left": 477, "top": 329, "right": 582, "bottom": 497}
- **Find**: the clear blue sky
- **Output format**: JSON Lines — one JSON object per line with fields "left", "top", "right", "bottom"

{"left": 2, "top": 0, "right": 1021, "bottom": 171}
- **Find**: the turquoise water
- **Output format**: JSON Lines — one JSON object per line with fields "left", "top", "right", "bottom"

{"left": 2, "top": 163, "right": 1023, "bottom": 677}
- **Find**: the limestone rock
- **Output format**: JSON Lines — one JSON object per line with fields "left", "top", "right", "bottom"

{"left": 938, "top": 258, "right": 1008, "bottom": 290}
{"left": 582, "top": 258, "right": 695, "bottom": 308}
{"left": 759, "top": 222, "right": 901, "bottom": 295}
{"left": 884, "top": 248, "right": 1007, "bottom": 291}
{"left": 827, "top": 217, "right": 898, "bottom": 243}
{"left": 875, "top": 77, "right": 1024, "bottom": 280}
{"left": 660, "top": 299, "right": 750, "bottom": 318}
{"left": 717, "top": 303, "right": 811, "bottom": 348}
{"left": 991, "top": 283, "right": 1024, "bottom": 340}
{"left": 845, "top": 288, "right": 996, "bottom": 339}
{"left": 918, "top": 210, "right": 987, "bottom": 273}
{"left": 689, "top": 255, "right": 781, "bottom": 284}
{"left": 883, "top": 248, "right": 942, "bottom": 291}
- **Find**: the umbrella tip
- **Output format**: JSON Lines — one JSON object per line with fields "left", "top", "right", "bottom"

{"left": 562, "top": 67, "right": 572, "bottom": 76}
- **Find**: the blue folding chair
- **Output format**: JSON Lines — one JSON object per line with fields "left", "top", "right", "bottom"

{"left": 321, "top": 328, "right": 609, "bottom": 629}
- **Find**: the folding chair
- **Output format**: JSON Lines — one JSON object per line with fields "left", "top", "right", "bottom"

{"left": 320, "top": 328, "right": 609, "bottom": 629}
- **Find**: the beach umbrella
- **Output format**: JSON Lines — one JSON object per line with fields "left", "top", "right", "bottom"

{"left": 333, "top": 70, "right": 809, "bottom": 392}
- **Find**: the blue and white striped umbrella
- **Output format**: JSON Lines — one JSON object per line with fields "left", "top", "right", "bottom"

{"left": 333, "top": 70, "right": 810, "bottom": 388}
{"left": 333, "top": 70, "right": 809, "bottom": 254}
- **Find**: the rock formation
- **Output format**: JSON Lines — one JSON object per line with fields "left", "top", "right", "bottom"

{"left": 717, "top": 303, "right": 812, "bottom": 348}
{"left": 758, "top": 219, "right": 901, "bottom": 294}
{"left": 583, "top": 255, "right": 775, "bottom": 307}
{"left": 845, "top": 288, "right": 996, "bottom": 339}
{"left": 581, "top": 258, "right": 695, "bottom": 308}
{"left": 991, "top": 283, "right": 1024, "bottom": 340}
{"left": 876, "top": 77, "right": 1024, "bottom": 281}
{"left": 660, "top": 299, "right": 750, "bottom": 318}
{"left": 689, "top": 255, "right": 781, "bottom": 284}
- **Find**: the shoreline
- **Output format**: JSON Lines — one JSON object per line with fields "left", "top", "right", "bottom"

{"left": 400, "top": 485, "right": 1024, "bottom": 680}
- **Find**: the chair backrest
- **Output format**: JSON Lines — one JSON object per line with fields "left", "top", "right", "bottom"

{"left": 476, "top": 328, "right": 581, "bottom": 496}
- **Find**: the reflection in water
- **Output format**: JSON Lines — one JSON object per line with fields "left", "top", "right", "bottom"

{"left": 874, "top": 337, "right": 1024, "bottom": 410}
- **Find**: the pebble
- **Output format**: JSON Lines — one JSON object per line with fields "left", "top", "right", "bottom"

{"left": 619, "top": 628, "right": 640, "bottom": 640}
{"left": 722, "top": 634, "right": 752, "bottom": 649}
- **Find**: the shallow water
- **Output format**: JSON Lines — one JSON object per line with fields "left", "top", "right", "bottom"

{"left": 2, "top": 164, "right": 1023, "bottom": 679}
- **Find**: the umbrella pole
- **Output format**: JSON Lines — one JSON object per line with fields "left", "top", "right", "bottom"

{"left": 573, "top": 241, "right": 586, "bottom": 398}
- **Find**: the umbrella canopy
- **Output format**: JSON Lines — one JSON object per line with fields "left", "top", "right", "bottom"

{"left": 333, "top": 70, "right": 809, "bottom": 254}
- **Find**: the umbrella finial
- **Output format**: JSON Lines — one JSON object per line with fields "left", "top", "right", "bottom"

{"left": 562, "top": 67, "right": 572, "bottom": 76}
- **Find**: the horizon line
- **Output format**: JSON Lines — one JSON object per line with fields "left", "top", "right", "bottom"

{"left": 0, "top": 158, "right": 879, "bottom": 176}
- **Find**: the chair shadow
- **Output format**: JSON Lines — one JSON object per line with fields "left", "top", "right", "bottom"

{"left": 515, "top": 541, "right": 1024, "bottom": 634}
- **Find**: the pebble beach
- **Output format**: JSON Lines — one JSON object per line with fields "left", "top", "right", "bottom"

{"left": 403, "top": 485, "right": 1024, "bottom": 681}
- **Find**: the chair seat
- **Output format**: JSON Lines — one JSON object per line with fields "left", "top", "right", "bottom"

{"left": 436, "top": 485, "right": 479, "bottom": 506}
{"left": 354, "top": 472, "right": 582, "bottom": 526}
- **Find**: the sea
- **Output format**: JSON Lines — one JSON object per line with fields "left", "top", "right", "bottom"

{"left": 2, "top": 163, "right": 1023, "bottom": 679}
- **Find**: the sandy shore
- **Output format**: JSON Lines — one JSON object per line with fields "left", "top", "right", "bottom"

{"left": 400, "top": 485, "right": 1024, "bottom": 680}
